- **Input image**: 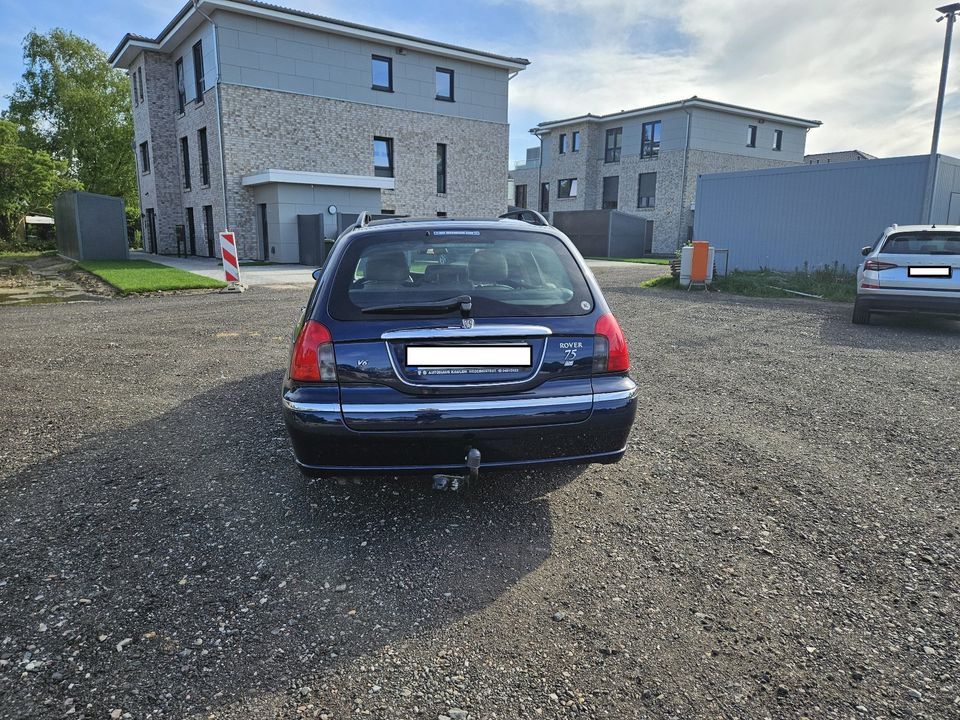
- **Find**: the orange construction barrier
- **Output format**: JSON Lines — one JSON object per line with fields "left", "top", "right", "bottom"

{"left": 690, "top": 240, "right": 710, "bottom": 283}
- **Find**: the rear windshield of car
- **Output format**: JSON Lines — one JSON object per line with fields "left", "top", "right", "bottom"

{"left": 327, "top": 228, "right": 594, "bottom": 320}
{"left": 880, "top": 232, "right": 960, "bottom": 255}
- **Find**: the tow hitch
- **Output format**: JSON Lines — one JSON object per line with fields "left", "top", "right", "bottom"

{"left": 432, "top": 448, "right": 481, "bottom": 492}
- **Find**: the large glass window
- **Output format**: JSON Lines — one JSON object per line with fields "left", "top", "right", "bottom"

{"left": 604, "top": 127, "right": 622, "bottom": 163}
{"left": 198, "top": 128, "right": 210, "bottom": 186}
{"left": 558, "top": 133, "right": 567, "bottom": 154}
{"left": 374, "top": 136, "right": 394, "bottom": 177}
{"left": 540, "top": 182, "right": 549, "bottom": 212}
{"left": 329, "top": 229, "right": 594, "bottom": 320}
{"left": 773, "top": 129, "right": 783, "bottom": 151}
{"left": 557, "top": 178, "right": 578, "bottom": 198}
{"left": 372, "top": 55, "right": 393, "bottom": 91}
{"left": 192, "top": 41, "right": 205, "bottom": 100}
{"left": 515, "top": 184, "right": 527, "bottom": 209}
{"left": 139, "top": 141, "right": 150, "bottom": 173}
{"left": 572, "top": 131, "right": 581, "bottom": 152}
{"left": 435, "top": 67, "right": 454, "bottom": 101}
{"left": 175, "top": 58, "right": 185, "bottom": 113}
{"left": 747, "top": 124, "right": 757, "bottom": 148}
{"left": 637, "top": 172, "right": 657, "bottom": 208}
{"left": 602, "top": 176, "right": 619, "bottom": 209}
{"left": 641, "top": 121, "right": 661, "bottom": 158}
{"left": 180, "top": 136, "right": 191, "bottom": 190}
{"left": 436, "top": 143, "right": 447, "bottom": 194}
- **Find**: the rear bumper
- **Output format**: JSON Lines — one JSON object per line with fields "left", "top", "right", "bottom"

{"left": 857, "top": 292, "right": 960, "bottom": 316}
{"left": 282, "top": 379, "right": 638, "bottom": 474}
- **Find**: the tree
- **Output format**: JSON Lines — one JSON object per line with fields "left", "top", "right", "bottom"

{"left": 0, "top": 119, "right": 78, "bottom": 242}
{"left": 4, "top": 29, "right": 136, "bottom": 214}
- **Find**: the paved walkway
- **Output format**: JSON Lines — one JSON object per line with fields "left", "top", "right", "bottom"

{"left": 135, "top": 251, "right": 665, "bottom": 286}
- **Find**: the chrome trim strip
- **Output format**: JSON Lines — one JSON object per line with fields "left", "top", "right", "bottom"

{"left": 282, "top": 398, "right": 340, "bottom": 413}
{"left": 594, "top": 388, "right": 638, "bottom": 403}
{"left": 283, "top": 388, "right": 639, "bottom": 415}
{"left": 381, "top": 324, "right": 553, "bottom": 340}
{"left": 343, "top": 394, "right": 592, "bottom": 414}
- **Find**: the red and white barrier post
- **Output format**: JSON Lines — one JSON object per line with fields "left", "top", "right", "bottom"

{"left": 218, "top": 231, "right": 245, "bottom": 293}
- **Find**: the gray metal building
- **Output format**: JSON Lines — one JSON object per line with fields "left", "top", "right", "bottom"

{"left": 53, "top": 191, "right": 129, "bottom": 261}
{"left": 693, "top": 154, "right": 960, "bottom": 272}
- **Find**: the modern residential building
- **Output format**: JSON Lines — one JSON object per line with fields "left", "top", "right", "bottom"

{"left": 805, "top": 150, "right": 877, "bottom": 164}
{"left": 508, "top": 97, "right": 821, "bottom": 254}
{"left": 109, "top": 0, "right": 528, "bottom": 261}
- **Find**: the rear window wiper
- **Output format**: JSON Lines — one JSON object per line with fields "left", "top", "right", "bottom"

{"left": 361, "top": 294, "right": 472, "bottom": 316}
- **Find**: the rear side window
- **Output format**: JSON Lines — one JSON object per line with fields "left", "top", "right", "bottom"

{"left": 880, "top": 232, "right": 960, "bottom": 255}
{"left": 328, "top": 228, "right": 594, "bottom": 319}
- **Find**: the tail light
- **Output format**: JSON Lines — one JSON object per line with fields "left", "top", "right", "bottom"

{"left": 864, "top": 260, "right": 898, "bottom": 271}
{"left": 290, "top": 320, "right": 337, "bottom": 382}
{"left": 592, "top": 313, "right": 630, "bottom": 373}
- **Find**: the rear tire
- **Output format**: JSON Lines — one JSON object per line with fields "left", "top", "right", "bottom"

{"left": 852, "top": 299, "right": 871, "bottom": 325}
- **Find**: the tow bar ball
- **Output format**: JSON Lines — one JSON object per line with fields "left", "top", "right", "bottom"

{"left": 432, "top": 448, "right": 481, "bottom": 492}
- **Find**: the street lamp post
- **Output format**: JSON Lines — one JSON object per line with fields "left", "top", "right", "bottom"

{"left": 931, "top": 3, "right": 960, "bottom": 155}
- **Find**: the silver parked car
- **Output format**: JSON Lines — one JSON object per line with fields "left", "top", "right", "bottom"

{"left": 853, "top": 224, "right": 960, "bottom": 324}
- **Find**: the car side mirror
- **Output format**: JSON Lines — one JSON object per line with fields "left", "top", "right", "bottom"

{"left": 312, "top": 268, "right": 323, "bottom": 281}
{"left": 861, "top": 246, "right": 872, "bottom": 256}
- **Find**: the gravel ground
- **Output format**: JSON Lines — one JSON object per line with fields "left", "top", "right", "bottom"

{"left": 0, "top": 267, "right": 958, "bottom": 720}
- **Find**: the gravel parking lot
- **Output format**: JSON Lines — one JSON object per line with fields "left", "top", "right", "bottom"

{"left": 1, "top": 266, "right": 958, "bottom": 719}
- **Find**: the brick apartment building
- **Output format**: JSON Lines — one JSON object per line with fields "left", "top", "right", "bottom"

{"left": 110, "top": 0, "right": 528, "bottom": 261}
{"left": 509, "top": 97, "right": 821, "bottom": 254}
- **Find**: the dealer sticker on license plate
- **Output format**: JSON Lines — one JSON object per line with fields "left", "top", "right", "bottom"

{"left": 406, "top": 345, "right": 532, "bottom": 368}
{"left": 908, "top": 266, "right": 952, "bottom": 278}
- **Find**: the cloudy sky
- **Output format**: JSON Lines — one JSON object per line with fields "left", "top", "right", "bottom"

{"left": 0, "top": 0, "right": 956, "bottom": 166}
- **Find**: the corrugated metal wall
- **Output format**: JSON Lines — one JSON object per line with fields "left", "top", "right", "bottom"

{"left": 693, "top": 155, "right": 945, "bottom": 272}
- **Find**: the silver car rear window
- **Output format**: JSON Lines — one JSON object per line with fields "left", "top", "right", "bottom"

{"left": 880, "top": 232, "right": 960, "bottom": 255}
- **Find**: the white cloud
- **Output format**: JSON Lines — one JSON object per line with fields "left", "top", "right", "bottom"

{"left": 507, "top": 0, "right": 960, "bottom": 160}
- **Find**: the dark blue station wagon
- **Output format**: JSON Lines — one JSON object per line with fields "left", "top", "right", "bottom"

{"left": 282, "top": 213, "right": 637, "bottom": 483}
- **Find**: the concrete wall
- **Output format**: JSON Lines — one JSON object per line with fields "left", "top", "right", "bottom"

{"left": 693, "top": 155, "right": 944, "bottom": 272}
{"left": 213, "top": 10, "right": 508, "bottom": 124}
{"left": 220, "top": 83, "right": 509, "bottom": 258}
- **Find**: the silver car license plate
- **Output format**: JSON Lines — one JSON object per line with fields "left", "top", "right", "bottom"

{"left": 908, "top": 266, "right": 952, "bottom": 278}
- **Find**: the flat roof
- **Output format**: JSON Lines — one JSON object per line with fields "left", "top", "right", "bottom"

{"left": 531, "top": 96, "right": 822, "bottom": 133}
{"left": 109, "top": 0, "right": 530, "bottom": 71}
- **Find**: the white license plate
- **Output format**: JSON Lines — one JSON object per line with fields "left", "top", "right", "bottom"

{"left": 406, "top": 345, "right": 531, "bottom": 367}
{"left": 908, "top": 266, "right": 952, "bottom": 278}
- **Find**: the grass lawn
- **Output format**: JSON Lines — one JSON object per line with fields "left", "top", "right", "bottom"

{"left": 586, "top": 256, "right": 672, "bottom": 265}
{"left": 0, "top": 250, "right": 58, "bottom": 261}
{"left": 640, "top": 268, "right": 857, "bottom": 303}
{"left": 78, "top": 260, "right": 226, "bottom": 293}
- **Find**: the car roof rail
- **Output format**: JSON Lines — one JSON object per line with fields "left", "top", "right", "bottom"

{"left": 356, "top": 210, "right": 375, "bottom": 228}
{"left": 499, "top": 209, "right": 551, "bottom": 226}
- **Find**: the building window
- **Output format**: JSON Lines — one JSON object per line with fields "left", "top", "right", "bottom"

{"left": 540, "top": 182, "right": 549, "bottom": 212}
{"left": 372, "top": 55, "right": 392, "bottom": 91}
{"left": 773, "top": 129, "right": 783, "bottom": 151}
{"left": 637, "top": 172, "right": 656, "bottom": 208}
{"left": 198, "top": 128, "right": 210, "bottom": 186}
{"left": 186, "top": 207, "right": 196, "bottom": 255}
{"left": 145, "top": 208, "right": 157, "bottom": 253}
{"left": 192, "top": 41, "right": 205, "bottom": 101}
{"left": 139, "top": 141, "right": 150, "bottom": 174}
{"left": 747, "top": 124, "right": 757, "bottom": 148}
{"left": 175, "top": 58, "right": 186, "bottom": 113}
{"left": 557, "top": 178, "right": 578, "bottom": 198}
{"left": 558, "top": 133, "right": 567, "bottom": 154}
{"left": 180, "top": 136, "right": 191, "bottom": 190}
{"left": 203, "top": 205, "right": 215, "bottom": 257}
{"left": 604, "top": 127, "right": 622, "bottom": 163}
{"left": 572, "top": 131, "right": 581, "bottom": 152}
{"left": 436, "top": 143, "right": 447, "bottom": 194}
{"left": 437, "top": 211, "right": 447, "bottom": 217}
{"left": 515, "top": 184, "right": 527, "bottom": 209}
{"left": 641, "top": 120, "right": 661, "bottom": 158}
{"left": 137, "top": 67, "right": 144, "bottom": 104}
{"left": 131, "top": 74, "right": 138, "bottom": 106}
{"left": 374, "top": 136, "right": 394, "bottom": 177}
{"left": 602, "top": 176, "right": 619, "bottom": 209}
{"left": 435, "top": 67, "right": 454, "bottom": 101}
